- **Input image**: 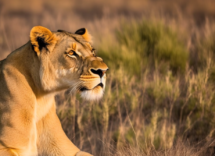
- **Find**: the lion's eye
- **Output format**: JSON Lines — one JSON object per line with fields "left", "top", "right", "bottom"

{"left": 67, "top": 50, "right": 78, "bottom": 57}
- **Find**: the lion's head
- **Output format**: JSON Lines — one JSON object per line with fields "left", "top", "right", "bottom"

{"left": 30, "top": 26, "right": 108, "bottom": 100}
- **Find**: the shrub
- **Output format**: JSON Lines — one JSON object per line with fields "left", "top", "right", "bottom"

{"left": 98, "top": 20, "right": 188, "bottom": 77}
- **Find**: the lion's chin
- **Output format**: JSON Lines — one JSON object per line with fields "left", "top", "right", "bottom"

{"left": 80, "top": 85, "right": 104, "bottom": 101}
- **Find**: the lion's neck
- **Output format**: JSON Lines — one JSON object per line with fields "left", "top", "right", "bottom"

{"left": 4, "top": 41, "right": 49, "bottom": 97}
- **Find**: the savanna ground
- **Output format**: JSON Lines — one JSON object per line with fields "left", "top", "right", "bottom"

{"left": 1, "top": 0, "right": 215, "bottom": 155}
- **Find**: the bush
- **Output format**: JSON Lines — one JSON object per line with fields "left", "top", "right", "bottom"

{"left": 98, "top": 20, "right": 188, "bottom": 77}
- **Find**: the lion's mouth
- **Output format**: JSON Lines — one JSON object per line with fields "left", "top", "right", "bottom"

{"left": 80, "top": 83, "right": 104, "bottom": 92}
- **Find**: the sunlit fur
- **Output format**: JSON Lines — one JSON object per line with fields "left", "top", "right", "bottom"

{"left": 0, "top": 26, "right": 108, "bottom": 156}
{"left": 30, "top": 26, "right": 58, "bottom": 54}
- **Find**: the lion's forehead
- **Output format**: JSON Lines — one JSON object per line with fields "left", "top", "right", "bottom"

{"left": 55, "top": 31, "right": 92, "bottom": 47}
{"left": 55, "top": 32, "right": 93, "bottom": 57}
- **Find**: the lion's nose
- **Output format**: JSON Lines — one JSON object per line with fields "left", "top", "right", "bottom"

{"left": 90, "top": 69, "right": 108, "bottom": 78}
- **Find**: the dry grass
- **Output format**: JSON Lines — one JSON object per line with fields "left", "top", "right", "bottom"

{"left": 1, "top": 0, "right": 215, "bottom": 155}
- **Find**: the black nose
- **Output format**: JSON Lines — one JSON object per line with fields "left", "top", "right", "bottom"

{"left": 91, "top": 69, "right": 106, "bottom": 78}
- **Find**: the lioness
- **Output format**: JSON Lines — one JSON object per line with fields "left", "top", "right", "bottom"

{"left": 0, "top": 26, "right": 108, "bottom": 156}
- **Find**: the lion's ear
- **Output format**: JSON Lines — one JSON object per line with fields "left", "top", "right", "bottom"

{"left": 30, "top": 26, "right": 58, "bottom": 54}
{"left": 75, "top": 28, "right": 92, "bottom": 42}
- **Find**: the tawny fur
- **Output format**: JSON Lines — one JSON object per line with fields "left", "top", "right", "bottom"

{"left": 0, "top": 26, "right": 108, "bottom": 156}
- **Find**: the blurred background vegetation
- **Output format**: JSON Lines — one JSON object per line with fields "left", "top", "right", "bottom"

{"left": 1, "top": 0, "right": 215, "bottom": 155}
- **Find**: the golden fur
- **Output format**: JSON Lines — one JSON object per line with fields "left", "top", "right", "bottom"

{"left": 0, "top": 26, "right": 108, "bottom": 156}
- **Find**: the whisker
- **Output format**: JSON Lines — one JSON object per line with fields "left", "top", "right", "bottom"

{"left": 69, "top": 81, "right": 82, "bottom": 94}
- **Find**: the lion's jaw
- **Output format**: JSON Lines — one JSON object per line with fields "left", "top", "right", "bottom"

{"left": 52, "top": 67, "right": 106, "bottom": 101}
{"left": 79, "top": 74, "right": 106, "bottom": 101}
